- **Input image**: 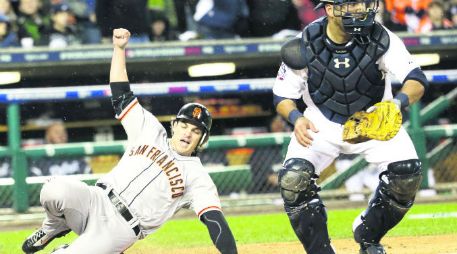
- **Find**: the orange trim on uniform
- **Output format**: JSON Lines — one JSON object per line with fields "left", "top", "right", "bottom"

{"left": 198, "top": 206, "right": 221, "bottom": 217}
{"left": 118, "top": 99, "right": 139, "bottom": 121}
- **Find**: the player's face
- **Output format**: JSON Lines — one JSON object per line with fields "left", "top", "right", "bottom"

{"left": 171, "top": 121, "right": 203, "bottom": 156}
{"left": 326, "top": 4, "right": 346, "bottom": 32}
{"left": 333, "top": 1, "right": 374, "bottom": 18}
{"left": 326, "top": 0, "right": 377, "bottom": 32}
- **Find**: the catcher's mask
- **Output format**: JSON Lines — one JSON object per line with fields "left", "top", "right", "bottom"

{"left": 174, "top": 103, "right": 212, "bottom": 152}
{"left": 317, "top": 0, "right": 379, "bottom": 44}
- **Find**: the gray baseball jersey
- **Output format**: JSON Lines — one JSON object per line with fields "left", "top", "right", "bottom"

{"left": 38, "top": 98, "right": 222, "bottom": 254}
{"left": 97, "top": 97, "right": 221, "bottom": 237}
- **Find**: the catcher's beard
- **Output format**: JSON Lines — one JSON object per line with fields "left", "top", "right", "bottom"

{"left": 327, "top": 16, "right": 351, "bottom": 42}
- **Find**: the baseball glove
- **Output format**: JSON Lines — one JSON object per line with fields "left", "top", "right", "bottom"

{"left": 342, "top": 101, "right": 402, "bottom": 144}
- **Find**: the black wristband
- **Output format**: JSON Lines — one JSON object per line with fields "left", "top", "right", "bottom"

{"left": 110, "top": 82, "right": 131, "bottom": 98}
{"left": 288, "top": 109, "right": 303, "bottom": 125}
{"left": 394, "top": 92, "right": 409, "bottom": 109}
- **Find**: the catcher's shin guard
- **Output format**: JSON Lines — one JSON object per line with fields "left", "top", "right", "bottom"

{"left": 279, "top": 158, "right": 335, "bottom": 254}
{"left": 286, "top": 198, "right": 335, "bottom": 254}
{"left": 353, "top": 159, "right": 422, "bottom": 245}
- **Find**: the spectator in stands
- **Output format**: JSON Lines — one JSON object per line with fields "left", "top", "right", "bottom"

{"left": 148, "top": 9, "right": 177, "bottom": 41}
{"left": 374, "top": 0, "right": 412, "bottom": 31}
{"left": 148, "top": 0, "right": 178, "bottom": 29}
{"left": 16, "top": 0, "right": 50, "bottom": 47}
{"left": 96, "top": 0, "right": 150, "bottom": 44}
{"left": 384, "top": 0, "right": 431, "bottom": 32}
{"left": 45, "top": 121, "right": 68, "bottom": 144}
{"left": 249, "top": 115, "right": 291, "bottom": 193}
{"left": 43, "top": 3, "right": 80, "bottom": 48}
{"left": 417, "top": 1, "right": 453, "bottom": 33}
{"left": 173, "top": 0, "right": 199, "bottom": 41}
{"left": 292, "top": 0, "right": 325, "bottom": 28}
{"left": 0, "top": 14, "right": 19, "bottom": 47}
{"left": 0, "top": 158, "right": 10, "bottom": 178}
{"left": 66, "top": 0, "right": 101, "bottom": 44}
{"left": 0, "top": 0, "right": 18, "bottom": 26}
{"left": 29, "top": 121, "right": 91, "bottom": 176}
{"left": 448, "top": 1, "right": 457, "bottom": 27}
{"left": 245, "top": 0, "right": 302, "bottom": 38}
{"left": 193, "top": 0, "right": 249, "bottom": 39}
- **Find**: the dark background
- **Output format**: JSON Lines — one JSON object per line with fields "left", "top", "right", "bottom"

{"left": 0, "top": 32, "right": 456, "bottom": 144}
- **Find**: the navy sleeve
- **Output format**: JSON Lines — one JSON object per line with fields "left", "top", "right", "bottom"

{"left": 200, "top": 210, "right": 238, "bottom": 254}
{"left": 110, "top": 82, "right": 135, "bottom": 116}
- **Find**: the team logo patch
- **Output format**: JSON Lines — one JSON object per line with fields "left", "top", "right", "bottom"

{"left": 192, "top": 107, "right": 202, "bottom": 119}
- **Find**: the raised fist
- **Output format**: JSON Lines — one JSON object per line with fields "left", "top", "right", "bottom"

{"left": 112, "top": 28, "right": 131, "bottom": 49}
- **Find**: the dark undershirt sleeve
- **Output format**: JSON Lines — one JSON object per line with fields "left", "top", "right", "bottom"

{"left": 110, "top": 82, "right": 136, "bottom": 115}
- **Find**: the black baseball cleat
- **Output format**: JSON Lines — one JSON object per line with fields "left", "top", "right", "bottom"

{"left": 22, "top": 228, "right": 71, "bottom": 253}
{"left": 359, "top": 243, "right": 387, "bottom": 254}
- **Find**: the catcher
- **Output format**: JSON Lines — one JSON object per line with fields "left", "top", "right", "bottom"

{"left": 273, "top": 0, "right": 428, "bottom": 253}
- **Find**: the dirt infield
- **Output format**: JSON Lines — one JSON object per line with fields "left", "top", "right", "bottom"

{"left": 126, "top": 234, "right": 457, "bottom": 254}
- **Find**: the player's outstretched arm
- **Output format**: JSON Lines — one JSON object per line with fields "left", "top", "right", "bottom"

{"left": 110, "top": 28, "right": 131, "bottom": 83}
{"left": 200, "top": 210, "right": 238, "bottom": 254}
{"left": 109, "top": 28, "right": 136, "bottom": 120}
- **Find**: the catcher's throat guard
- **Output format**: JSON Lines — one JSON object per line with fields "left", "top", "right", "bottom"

{"left": 342, "top": 101, "right": 402, "bottom": 143}
{"left": 317, "top": 0, "right": 379, "bottom": 44}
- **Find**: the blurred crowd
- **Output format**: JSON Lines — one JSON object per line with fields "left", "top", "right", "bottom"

{"left": 1, "top": 0, "right": 456, "bottom": 49}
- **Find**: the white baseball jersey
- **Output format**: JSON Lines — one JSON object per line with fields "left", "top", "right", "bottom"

{"left": 97, "top": 98, "right": 221, "bottom": 237}
{"left": 273, "top": 27, "right": 420, "bottom": 174}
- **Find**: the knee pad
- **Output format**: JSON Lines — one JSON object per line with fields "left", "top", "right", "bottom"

{"left": 383, "top": 159, "right": 422, "bottom": 207}
{"left": 40, "top": 178, "right": 66, "bottom": 205}
{"left": 279, "top": 158, "right": 319, "bottom": 206}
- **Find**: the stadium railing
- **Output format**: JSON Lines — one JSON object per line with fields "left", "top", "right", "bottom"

{"left": 1, "top": 76, "right": 457, "bottom": 212}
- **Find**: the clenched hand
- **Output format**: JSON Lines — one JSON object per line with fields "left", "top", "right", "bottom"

{"left": 112, "top": 28, "right": 131, "bottom": 50}
{"left": 294, "top": 117, "right": 319, "bottom": 147}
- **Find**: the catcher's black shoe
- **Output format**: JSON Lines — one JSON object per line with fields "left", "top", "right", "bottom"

{"left": 359, "top": 243, "right": 387, "bottom": 254}
{"left": 22, "top": 228, "right": 71, "bottom": 253}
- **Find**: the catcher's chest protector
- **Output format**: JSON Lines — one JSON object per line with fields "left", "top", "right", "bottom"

{"left": 303, "top": 18, "right": 390, "bottom": 124}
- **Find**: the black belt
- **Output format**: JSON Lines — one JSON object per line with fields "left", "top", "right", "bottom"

{"left": 96, "top": 183, "right": 140, "bottom": 236}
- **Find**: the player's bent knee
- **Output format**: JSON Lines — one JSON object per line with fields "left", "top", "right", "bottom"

{"left": 384, "top": 159, "right": 422, "bottom": 206}
{"left": 279, "top": 158, "right": 318, "bottom": 205}
{"left": 353, "top": 159, "right": 422, "bottom": 244}
{"left": 40, "top": 178, "right": 69, "bottom": 204}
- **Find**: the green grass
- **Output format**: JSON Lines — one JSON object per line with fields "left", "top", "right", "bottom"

{"left": 1, "top": 202, "right": 456, "bottom": 253}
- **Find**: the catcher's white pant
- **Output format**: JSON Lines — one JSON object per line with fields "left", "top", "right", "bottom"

{"left": 284, "top": 107, "right": 418, "bottom": 174}
{"left": 40, "top": 177, "right": 138, "bottom": 254}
